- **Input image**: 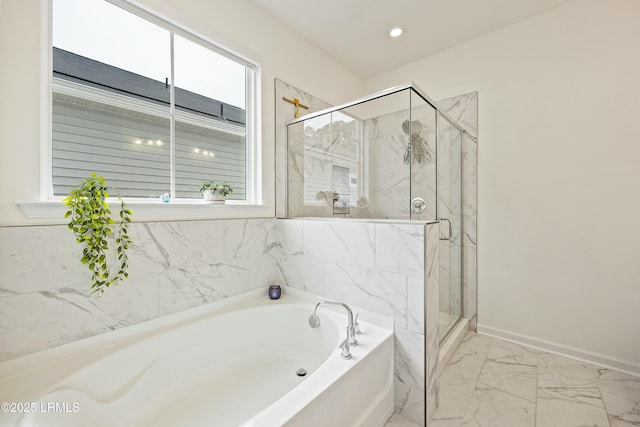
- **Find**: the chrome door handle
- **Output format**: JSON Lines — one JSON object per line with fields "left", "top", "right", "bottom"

{"left": 439, "top": 217, "right": 453, "bottom": 241}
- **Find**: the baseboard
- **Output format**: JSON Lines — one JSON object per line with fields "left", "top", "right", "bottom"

{"left": 477, "top": 324, "right": 640, "bottom": 378}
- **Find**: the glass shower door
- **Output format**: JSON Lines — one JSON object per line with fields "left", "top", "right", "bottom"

{"left": 409, "top": 90, "right": 437, "bottom": 221}
{"left": 437, "top": 113, "right": 463, "bottom": 341}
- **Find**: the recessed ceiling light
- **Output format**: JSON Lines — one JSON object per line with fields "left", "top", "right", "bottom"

{"left": 389, "top": 27, "right": 403, "bottom": 38}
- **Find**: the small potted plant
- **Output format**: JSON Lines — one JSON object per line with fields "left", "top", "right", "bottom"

{"left": 200, "top": 180, "right": 233, "bottom": 203}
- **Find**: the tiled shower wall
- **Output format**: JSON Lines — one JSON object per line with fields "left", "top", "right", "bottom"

{"left": 365, "top": 106, "right": 437, "bottom": 221}
{"left": 0, "top": 218, "right": 282, "bottom": 362}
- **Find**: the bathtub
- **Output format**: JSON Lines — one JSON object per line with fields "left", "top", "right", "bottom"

{"left": 0, "top": 287, "right": 394, "bottom": 427}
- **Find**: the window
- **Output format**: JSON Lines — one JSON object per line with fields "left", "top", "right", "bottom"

{"left": 50, "top": 0, "right": 257, "bottom": 202}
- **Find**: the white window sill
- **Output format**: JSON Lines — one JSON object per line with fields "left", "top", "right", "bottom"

{"left": 15, "top": 199, "right": 274, "bottom": 223}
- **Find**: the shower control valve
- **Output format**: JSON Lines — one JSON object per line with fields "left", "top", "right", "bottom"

{"left": 411, "top": 197, "right": 427, "bottom": 214}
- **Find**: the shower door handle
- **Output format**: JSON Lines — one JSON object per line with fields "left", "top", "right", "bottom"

{"left": 439, "top": 217, "right": 453, "bottom": 241}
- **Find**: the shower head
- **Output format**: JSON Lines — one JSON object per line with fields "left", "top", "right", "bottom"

{"left": 308, "top": 314, "right": 321, "bottom": 328}
{"left": 402, "top": 119, "right": 423, "bottom": 135}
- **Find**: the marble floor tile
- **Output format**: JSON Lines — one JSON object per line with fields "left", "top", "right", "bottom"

{"left": 430, "top": 385, "right": 471, "bottom": 427}
{"left": 429, "top": 418, "right": 463, "bottom": 427}
{"left": 384, "top": 412, "right": 421, "bottom": 427}
{"left": 537, "top": 352, "right": 604, "bottom": 408}
{"left": 456, "top": 331, "right": 497, "bottom": 355}
{"left": 478, "top": 359, "right": 538, "bottom": 403}
{"left": 427, "top": 333, "right": 640, "bottom": 427}
{"left": 460, "top": 383, "right": 536, "bottom": 427}
{"left": 608, "top": 417, "right": 640, "bottom": 427}
{"left": 439, "top": 343, "right": 487, "bottom": 397}
{"left": 597, "top": 369, "right": 640, "bottom": 426}
{"left": 538, "top": 352, "right": 599, "bottom": 389}
{"left": 536, "top": 387, "right": 610, "bottom": 427}
{"left": 485, "top": 338, "right": 538, "bottom": 367}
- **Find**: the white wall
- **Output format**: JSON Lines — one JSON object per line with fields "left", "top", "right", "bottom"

{"left": 366, "top": 0, "right": 640, "bottom": 368}
{"left": 0, "top": 0, "right": 364, "bottom": 225}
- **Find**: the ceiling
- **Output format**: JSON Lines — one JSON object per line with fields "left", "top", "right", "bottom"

{"left": 250, "top": 0, "right": 576, "bottom": 78}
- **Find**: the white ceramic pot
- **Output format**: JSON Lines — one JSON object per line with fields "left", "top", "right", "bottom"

{"left": 203, "top": 190, "right": 225, "bottom": 203}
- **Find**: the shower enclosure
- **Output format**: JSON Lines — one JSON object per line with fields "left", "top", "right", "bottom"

{"left": 285, "top": 83, "right": 469, "bottom": 341}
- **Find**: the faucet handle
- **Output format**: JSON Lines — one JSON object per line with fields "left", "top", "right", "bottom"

{"left": 339, "top": 339, "right": 352, "bottom": 359}
{"left": 354, "top": 313, "right": 361, "bottom": 335}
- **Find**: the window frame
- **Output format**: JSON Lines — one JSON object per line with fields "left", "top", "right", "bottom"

{"left": 38, "top": 0, "right": 263, "bottom": 214}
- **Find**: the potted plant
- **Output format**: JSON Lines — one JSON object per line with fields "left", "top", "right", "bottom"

{"left": 200, "top": 180, "right": 233, "bottom": 203}
{"left": 63, "top": 173, "right": 133, "bottom": 297}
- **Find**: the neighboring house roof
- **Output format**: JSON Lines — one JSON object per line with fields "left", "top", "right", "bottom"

{"left": 53, "top": 47, "right": 246, "bottom": 126}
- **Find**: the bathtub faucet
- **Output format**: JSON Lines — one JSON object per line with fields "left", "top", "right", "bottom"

{"left": 308, "top": 301, "right": 358, "bottom": 349}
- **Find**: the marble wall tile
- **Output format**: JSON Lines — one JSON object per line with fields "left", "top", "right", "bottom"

{"left": 128, "top": 221, "right": 224, "bottom": 276}
{"left": 324, "top": 262, "right": 407, "bottom": 329}
{"left": 0, "top": 218, "right": 282, "bottom": 361}
{"left": 222, "top": 219, "right": 280, "bottom": 264}
{"left": 303, "top": 220, "right": 374, "bottom": 268}
{"left": 425, "top": 222, "right": 440, "bottom": 423}
{"left": 157, "top": 258, "right": 250, "bottom": 317}
{"left": 437, "top": 92, "right": 478, "bottom": 139}
{"left": 462, "top": 248, "right": 477, "bottom": 328}
{"left": 366, "top": 111, "right": 412, "bottom": 220}
{"left": 275, "top": 214, "right": 445, "bottom": 426}
{"left": 462, "top": 135, "right": 477, "bottom": 187}
{"left": 438, "top": 93, "right": 477, "bottom": 337}
{"left": 0, "top": 289, "right": 114, "bottom": 361}
{"left": 0, "top": 225, "right": 88, "bottom": 294}
{"left": 375, "top": 223, "right": 424, "bottom": 276}
{"left": 365, "top": 104, "right": 438, "bottom": 221}
{"left": 406, "top": 276, "right": 424, "bottom": 334}
{"left": 394, "top": 327, "right": 425, "bottom": 426}
{"left": 248, "top": 253, "right": 284, "bottom": 291}
{"left": 275, "top": 79, "right": 333, "bottom": 218}
{"left": 276, "top": 219, "right": 304, "bottom": 256}
{"left": 72, "top": 272, "right": 160, "bottom": 329}
{"left": 277, "top": 255, "right": 324, "bottom": 296}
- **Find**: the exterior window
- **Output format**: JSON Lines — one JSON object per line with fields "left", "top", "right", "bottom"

{"left": 51, "top": 0, "right": 255, "bottom": 201}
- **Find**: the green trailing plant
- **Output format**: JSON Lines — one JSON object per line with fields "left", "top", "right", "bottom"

{"left": 199, "top": 180, "right": 233, "bottom": 197}
{"left": 63, "top": 173, "right": 133, "bottom": 297}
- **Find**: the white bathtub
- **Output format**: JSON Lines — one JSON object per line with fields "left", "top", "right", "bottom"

{"left": 0, "top": 288, "right": 394, "bottom": 427}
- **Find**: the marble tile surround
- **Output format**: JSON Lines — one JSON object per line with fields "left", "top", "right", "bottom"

{"left": 0, "top": 81, "right": 478, "bottom": 427}
{"left": 0, "top": 218, "right": 282, "bottom": 362}
{"left": 0, "top": 216, "right": 439, "bottom": 426}
{"left": 276, "top": 219, "right": 441, "bottom": 426}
